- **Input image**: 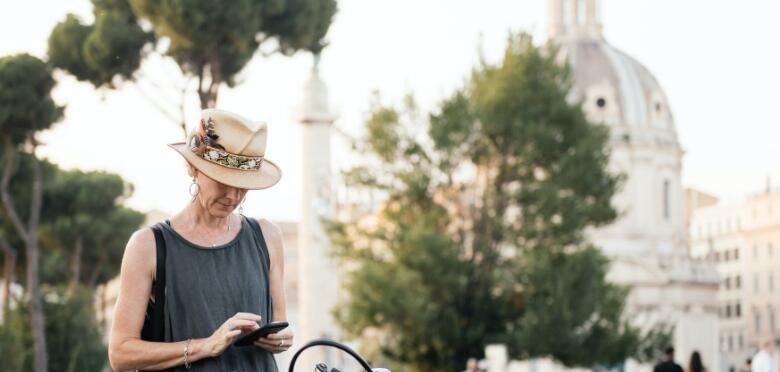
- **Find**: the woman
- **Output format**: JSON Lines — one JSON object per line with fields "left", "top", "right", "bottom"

{"left": 109, "top": 109, "right": 292, "bottom": 371}
{"left": 688, "top": 350, "right": 707, "bottom": 372}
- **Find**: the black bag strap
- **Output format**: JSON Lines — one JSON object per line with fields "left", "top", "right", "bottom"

{"left": 141, "top": 224, "right": 167, "bottom": 342}
{"left": 152, "top": 224, "right": 167, "bottom": 340}
{"left": 140, "top": 223, "right": 173, "bottom": 372}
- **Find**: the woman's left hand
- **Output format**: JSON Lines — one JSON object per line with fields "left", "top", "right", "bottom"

{"left": 255, "top": 328, "right": 294, "bottom": 354}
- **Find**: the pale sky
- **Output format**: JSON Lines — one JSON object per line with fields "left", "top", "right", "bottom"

{"left": 1, "top": 0, "right": 778, "bottom": 222}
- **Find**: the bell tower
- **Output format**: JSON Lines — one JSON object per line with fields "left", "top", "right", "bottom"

{"left": 548, "top": 0, "right": 603, "bottom": 41}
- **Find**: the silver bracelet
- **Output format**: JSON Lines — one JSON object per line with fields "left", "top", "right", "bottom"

{"left": 184, "top": 338, "right": 192, "bottom": 369}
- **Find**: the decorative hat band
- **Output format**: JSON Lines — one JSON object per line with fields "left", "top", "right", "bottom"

{"left": 200, "top": 145, "right": 264, "bottom": 171}
{"left": 187, "top": 117, "right": 264, "bottom": 171}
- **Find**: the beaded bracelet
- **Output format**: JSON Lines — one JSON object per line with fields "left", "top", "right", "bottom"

{"left": 184, "top": 338, "right": 192, "bottom": 369}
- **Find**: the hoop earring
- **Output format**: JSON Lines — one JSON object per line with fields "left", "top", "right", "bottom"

{"left": 238, "top": 197, "right": 246, "bottom": 214}
{"left": 189, "top": 178, "right": 200, "bottom": 197}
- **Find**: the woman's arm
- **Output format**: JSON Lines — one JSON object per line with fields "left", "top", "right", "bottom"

{"left": 254, "top": 218, "right": 293, "bottom": 353}
{"left": 108, "top": 228, "right": 260, "bottom": 370}
{"left": 258, "top": 218, "right": 287, "bottom": 322}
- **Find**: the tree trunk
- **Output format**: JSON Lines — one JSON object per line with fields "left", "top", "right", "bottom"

{"left": 86, "top": 261, "right": 101, "bottom": 291}
{"left": 178, "top": 84, "right": 189, "bottom": 137}
{"left": 26, "top": 235, "right": 47, "bottom": 372}
{"left": 67, "top": 236, "right": 83, "bottom": 294}
{"left": 197, "top": 58, "right": 222, "bottom": 109}
{"left": 1, "top": 140, "right": 48, "bottom": 372}
{"left": 27, "top": 147, "right": 48, "bottom": 372}
{"left": 1, "top": 239, "right": 15, "bottom": 316}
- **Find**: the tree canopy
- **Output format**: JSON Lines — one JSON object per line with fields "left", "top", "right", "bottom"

{"left": 48, "top": 0, "right": 338, "bottom": 110}
{"left": 326, "top": 33, "right": 658, "bottom": 371}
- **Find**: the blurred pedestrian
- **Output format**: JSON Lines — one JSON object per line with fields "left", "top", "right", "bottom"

{"left": 687, "top": 350, "right": 707, "bottom": 372}
{"left": 463, "top": 357, "right": 478, "bottom": 372}
{"left": 751, "top": 338, "right": 775, "bottom": 372}
{"left": 654, "top": 347, "right": 684, "bottom": 372}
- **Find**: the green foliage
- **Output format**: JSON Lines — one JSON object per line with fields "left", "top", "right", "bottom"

{"left": 39, "top": 169, "right": 145, "bottom": 287}
{"left": 0, "top": 304, "right": 28, "bottom": 371}
{"left": 508, "top": 247, "right": 638, "bottom": 366}
{"left": 44, "top": 170, "right": 125, "bottom": 220}
{"left": 49, "top": 0, "right": 337, "bottom": 106}
{"left": 48, "top": 0, "right": 151, "bottom": 88}
{"left": 129, "top": 0, "right": 258, "bottom": 85}
{"left": 79, "top": 206, "right": 145, "bottom": 286}
{"left": 0, "top": 54, "right": 64, "bottom": 145}
{"left": 327, "top": 33, "right": 652, "bottom": 371}
{"left": 0, "top": 286, "right": 107, "bottom": 372}
{"left": 0, "top": 155, "right": 145, "bottom": 288}
{"left": 83, "top": 8, "right": 150, "bottom": 84}
{"left": 263, "top": 0, "right": 339, "bottom": 54}
{"left": 634, "top": 322, "right": 675, "bottom": 364}
{"left": 47, "top": 15, "right": 94, "bottom": 82}
{"left": 43, "top": 287, "right": 108, "bottom": 372}
{"left": 129, "top": 0, "right": 337, "bottom": 81}
{"left": 0, "top": 153, "right": 59, "bottom": 232}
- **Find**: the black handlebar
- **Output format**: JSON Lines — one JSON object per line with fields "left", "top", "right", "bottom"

{"left": 288, "top": 338, "right": 374, "bottom": 372}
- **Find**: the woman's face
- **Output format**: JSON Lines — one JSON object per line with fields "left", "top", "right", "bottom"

{"left": 190, "top": 165, "right": 248, "bottom": 217}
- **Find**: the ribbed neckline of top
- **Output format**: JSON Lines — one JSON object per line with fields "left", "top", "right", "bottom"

{"left": 159, "top": 214, "right": 247, "bottom": 250}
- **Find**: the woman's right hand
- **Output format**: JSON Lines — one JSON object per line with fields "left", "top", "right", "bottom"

{"left": 203, "top": 312, "right": 262, "bottom": 357}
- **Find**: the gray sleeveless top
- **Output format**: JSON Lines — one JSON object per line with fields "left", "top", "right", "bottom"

{"left": 155, "top": 215, "right": 278, "bottom": 372}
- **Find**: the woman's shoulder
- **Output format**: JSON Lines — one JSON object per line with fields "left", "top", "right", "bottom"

{"left": 249, "top": 217, "right": 285, "bottom": 261}
{"left": 251, "top": 217, "right": 283, "bottom": 244}
{"left": 124, "top": 227, "right": 157, "bottom": 263}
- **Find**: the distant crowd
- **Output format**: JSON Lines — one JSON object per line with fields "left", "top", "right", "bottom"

{"left": 653, "top": 340, "right": 774, "bottom": 372}
{"left": 461, "top": 341, "right": 777, "bottom": 372}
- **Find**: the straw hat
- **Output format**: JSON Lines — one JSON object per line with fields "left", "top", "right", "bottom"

{"left": 168, "top": 109, "right": 282, "bottom": 190}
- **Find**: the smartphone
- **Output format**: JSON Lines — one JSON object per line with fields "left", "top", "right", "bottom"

{"left": 234, "top": 321, "right": 289, "bottom": 347}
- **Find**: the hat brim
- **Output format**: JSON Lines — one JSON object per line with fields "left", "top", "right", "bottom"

{"left": 168, "top": 143, "right": 282, "bottom": 190}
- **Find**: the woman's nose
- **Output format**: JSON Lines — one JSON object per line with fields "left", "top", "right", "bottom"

{"left": 225, "top": 187, "right": 245, "bottom": 201}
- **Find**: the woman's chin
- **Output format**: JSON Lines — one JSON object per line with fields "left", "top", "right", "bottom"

{"left": 211, "top": 205, "right": 235, "bottom": 217}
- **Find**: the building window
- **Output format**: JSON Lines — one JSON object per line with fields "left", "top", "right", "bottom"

{"left": 739, "top": 333, "right": 744, "bottom": 348}
{"left": 725, "top": 277, "right": 732, "bottom": 290}
{"left": 755, "top": 311, "right": 762, "bottom": 333}
{"left": 755, "top": 274, "right": 760, "bottom": 293}
{"left": 663, "top": 180, "right": 670, "bottom": 220}
{"left": 725, "top": 250, "right": 731, "bottom": 261}
{"left": 770, "top": 273, "right": 775, "bottom": 292}
{"left": 736, "top": 303, "right": 742, "bottom": 317}
{"left": 726, "top": 304, "right": 732, "bottom": 318}
{"left": 734, "top": 248, "right": 740, "bottom": 261}
{"left": 728, "top": 334, "right": 734, "bottom": 351}
{"left": 736, "top": 275, "right": 742, "bottom": 289}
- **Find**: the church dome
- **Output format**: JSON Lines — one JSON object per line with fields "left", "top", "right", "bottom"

{"left": 549, "top": 0, "right": 680, "bottom": 150}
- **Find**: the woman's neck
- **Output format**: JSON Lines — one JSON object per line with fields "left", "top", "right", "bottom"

{"left": 180, "top": 200, "right": 231, "bottom": 232}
